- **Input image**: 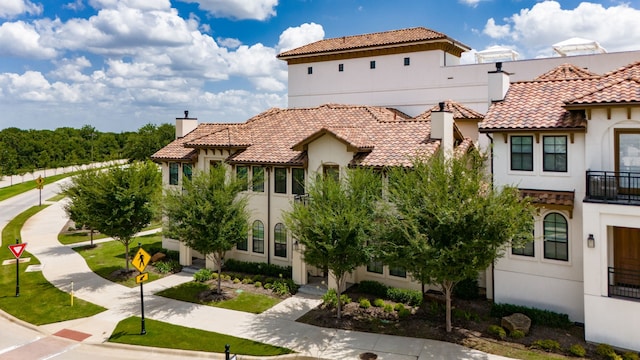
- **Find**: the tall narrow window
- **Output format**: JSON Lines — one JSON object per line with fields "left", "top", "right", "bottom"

{"left": 252, "top": 166, "right": 264, "bottom": 192}
{"left": 323, "top": 164, "right": 339, "bottom": 182}
{"left": 274, "top": 223, "right": 287, "bottom": 258}
{"left": 182, "top": 163, "right": 192, "bottom": 181}
{"left": 389, "top": 266, "right": 406, "bottom": 278}
{"left": 338, "top": 63, "right": 344, "bottom": 72}
{"left": 367, "top": 260, "right": 383, "bottom": 274}
{"left": 512, "top": 221, "right": 535, "bottom": 257}
{"left": 274, "top": 168, "right": 286, "bottom": 194}
{"left": 237, "top": 235, "right": 248, "bottom": 251}
{"left": 236, "top": 165, "right": 248, "bottom": 189}
{"left": 511, "top": 136, "right": 533, "bottom": 171}
{"left": 292, "top": 168, "right": 305, "bottom": 195}
{"left": 307, "top": 66, "right": 313, "bottom": 74}
{"left": 252, "top": 220, "right": 264, "bottom": 254}
{"left": 370, "top": 60, "right": 376, "bottom": 69}
{"left": 543, "top": 213, "right": 568, "bottom": 261}
{"left": 543, "top": 136, "right": 567, "bottom": 172}
{"left": 404, "top": 57, "right": 410, "bottom": 66}
{"left": 169, "top": 163, "right": 179, "bottom": 185}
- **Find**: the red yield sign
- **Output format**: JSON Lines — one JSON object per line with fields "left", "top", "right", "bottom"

{"left": 8, "top": 243, "right": 27, "bottom": 258}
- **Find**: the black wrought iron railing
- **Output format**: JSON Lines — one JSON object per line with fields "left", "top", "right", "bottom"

{"left": 608, "top": 267, "right": 640, "bottom": 300}
{"left": 585, "top": 171, "right": 640, "bottom": 204}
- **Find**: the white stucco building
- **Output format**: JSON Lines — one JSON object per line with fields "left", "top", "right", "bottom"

{"left": 153, "top": 27, "right": 640, "bottom": 351}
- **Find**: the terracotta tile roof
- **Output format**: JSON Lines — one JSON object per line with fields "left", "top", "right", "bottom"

{"left": 481, "top": 61, "right": 640, "bottom": 132}
{"left": 480, "top": 79, "right": 595, "bottom": 132}
{"left": 416, "top": 100, "right": 484, "bottom": 120}
{"left": 520, "top": 189, "right": 574, "bottom": 217}
{"left": 566, "top": 77, "right": 640, "bottom": 105}
{"left": 151, "top": 123, "right": 228, "bottom": 161}
{"left": 277, "top": 27, "right": 470, "bottom": 58}
{"left": 534, "top": 63, "right": 598, "bottom": 81}
{"left": 154, "top": 104, "right": 469, "bottom": 168}
{"left": 186, "top": 125, "right": 253, "bottom": 148}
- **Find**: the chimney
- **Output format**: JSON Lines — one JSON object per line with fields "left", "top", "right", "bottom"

{"left": 431, "top": 102, "right": 454, "bottom": 159}
{"left": 175, "top": 110, "right": 198, "bottom": 139}
{"left": 488, "top": 62, "right": 510, "bottom": 102}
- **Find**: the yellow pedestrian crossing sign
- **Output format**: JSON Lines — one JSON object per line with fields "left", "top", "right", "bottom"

{"left": 132, "top": 248, "right": 151, "bottom": 273}
{"left": 135, "top": 272, "right": 149, "bottom": 284}
{"left": 35, "top": 176, "right": 44, "bottom": 189}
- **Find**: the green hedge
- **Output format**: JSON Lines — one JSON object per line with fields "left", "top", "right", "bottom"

{"left": 223, "top": 259, "right": 292, "bottom": 279}
{"left": 357, "top": 280, "right": 422, "bottom": 306}
{"left": 490, "top": 303, "right": 572, "bottom": 328}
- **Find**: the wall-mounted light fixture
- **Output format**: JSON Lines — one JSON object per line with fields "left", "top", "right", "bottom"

{"left": 293, "top": 240, "right": 299, "bottom": 251}
{"left": 587, "top": 234, "right": 595, "bottom": 248}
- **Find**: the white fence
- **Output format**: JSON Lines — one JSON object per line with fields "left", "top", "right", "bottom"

{"left": 0, "top": 160, "right": 128, "bottom": 189}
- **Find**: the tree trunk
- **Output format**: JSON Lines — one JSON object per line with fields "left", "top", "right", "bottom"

{"left": 443, "top": 281, "right": 454, "bottom": 332}
{"left": 335, "top": 274, "right": 344, "bottom": 319}
{"left": 125, "top": 242, "right": 130, "bottom": 272}
{"left": 90, "top": 229, "right": 94, "bottom": 247}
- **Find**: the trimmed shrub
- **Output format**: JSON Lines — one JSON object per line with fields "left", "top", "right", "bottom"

{"left": 233, "top": 278, "right": 241, "bottom": 284}
{"left": 322, "top": 289, "right": 351, "bottom": 308}
{"left": 357, "top": 280, "right": 422, "bottom": 306}
{"left": 623, "top": 352, "right": 639, "bottom": 360}
{"left": 264, "top": 283, "right": 272, "bottom": 289}
{"left": 394, "top": 303, "right": 405, "bottom": 312}
{"left": 254, "top": 281, "right": 262, "bottom": 288}
{"left": 491, "top": 303, "right": 572, "bottom": 328}
{"left": 531, "top": 339, "right": 561, "bottom": 352}
{"left": 373, "top": 298, "right": 385, "bottom": 307}
{"left": 359, "top": 298, "right": 371, "bottom": 309}
{"left": 568, "top": 344, "right": 586, "bottom": 358}
{"left": 487, "top": 325, "right": 506, "bottom": 340}
{"left": 398, "top": 307, "right": 411, "bottom": 319}
{"left": 454, "top": 277, "right": 480, "bottom": 300}
{"left": 597, "top": 344, "right": 624, "bottom": 360}
{"left": 193, "top": 268, "right": 213, "bottom": 282}
{"left": 223, "top": 259, "right": 292, "bottom": 278}
{"left": 270, "top": 277, "right": 297, "bottom": 296}
{"left": 509, "top": 329, "right": 525, "bottom": 339}
{"left": 383, "top": 304, "right": 393, "bottom": 313}
{"left": 154, "top": 260, "right": 181, "bottom": 274}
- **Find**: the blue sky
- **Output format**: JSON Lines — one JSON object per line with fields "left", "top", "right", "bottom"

{"left": 1, "top": 0, "right": 640, "bottom": 132}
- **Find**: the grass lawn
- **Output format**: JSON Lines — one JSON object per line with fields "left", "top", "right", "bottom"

{"left": 59, "top": 220, "right": 162, "bottom": 245}
{"left": 109, "top": 316, "right": 293, "bottom": 356}
{"left": 74, "top": 233, "right": 167, "bottom": 287}
{"left": 46, "top": 193, "right": 66, "bottom": 202}
{"left": 0, "top": 205, "right": 105, "bottom": 324}
{"left": 156, "top": 281, "right": 281, "bottom": 314}
{"left": 0, "top": 172, "right": 73, "bottom": 202}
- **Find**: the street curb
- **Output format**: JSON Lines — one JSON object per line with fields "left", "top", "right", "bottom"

{"left": 98, "top": 341, "right": 329, "bottom": 359}
{"left": 0, "top": 308, "right": 50, "bottom": 336}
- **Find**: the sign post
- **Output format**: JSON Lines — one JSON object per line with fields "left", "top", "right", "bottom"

{"left": 35, "top": 176, "right": 44, "bottom": 206}
{"left": 9, "top": 240, "right": 27, "bottom": 297}
{"left": 132, "top": 243, "right": 151, "bottom": 335}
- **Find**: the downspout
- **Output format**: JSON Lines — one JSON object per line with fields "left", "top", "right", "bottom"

{"left": 266, "top": 167, "right": 271, "bottom": 265}
{"left": 486, "top": 132, "right": 495, "bottom": 300}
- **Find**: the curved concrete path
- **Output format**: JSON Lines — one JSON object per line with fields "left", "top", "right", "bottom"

{"left": 4, "top": 200, "right": 514, "bottom": 360}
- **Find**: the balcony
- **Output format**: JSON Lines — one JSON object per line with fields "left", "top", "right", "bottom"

{"left": 609, "top": 267, "right": 640, "bottom": 300}
{"left": 585, "top": 171, "right": 640, "bottom": 205}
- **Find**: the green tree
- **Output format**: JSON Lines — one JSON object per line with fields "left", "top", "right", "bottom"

{"left": 163, "top": 166, "right": 249, "bottom": 294}
{"left": 382, "top": 150, "right": 535, "bottom": 332}
{"left": 63, "top": 161, "right": 161, "bottom": 271}
{"left": 124, "top": 123, "right": 175, "bottom": 162}
{"left": 284, "top": 168, "right": 382, "bottom": 319}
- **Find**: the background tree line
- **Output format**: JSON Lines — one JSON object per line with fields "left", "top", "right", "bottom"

{"left": 0, "top": 123, "right": 175, "bottom": 176}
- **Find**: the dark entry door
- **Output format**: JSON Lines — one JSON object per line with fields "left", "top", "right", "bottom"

{"left": 613, "top": 227, "right": 640, "bottom": 286}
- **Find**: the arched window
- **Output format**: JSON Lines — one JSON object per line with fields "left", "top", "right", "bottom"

{"left": 252, "top": 220, "right": 264, "bottom": 254}
{"left": 274, "top": 223, "right": 287, "bottom": 258}
{"left": 543, "top": 213, "right": 568, "bottom": 261}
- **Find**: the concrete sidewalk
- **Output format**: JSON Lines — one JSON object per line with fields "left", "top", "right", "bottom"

{"left": 18, "top": 201, "right": 513, "bottom": 360}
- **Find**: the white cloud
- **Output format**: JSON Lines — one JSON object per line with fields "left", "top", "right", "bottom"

{"left": 50, "top": 56, "right": 92, "bottom": 82}
{"left": 217, "top": 37, "right": 241, "bottom": 48}
{"left": 277, "top": 22, "right": 324, "bottom": 52}
{"left": 0, "top": 21, "right": 57, "bottom": 59}
{"left": 177, "top": 0, "right": 278, "bottom": 20}
{"left": 483, "top": 1, "right": 640, "bottom": 57}
{"left": 459, "top": 0, "right": 481, "bottom": 8}
{"left": 63, "top": 0, "right": 85, "bottom": 11}
{"left": 0, "top": 0, "right": 42, "bottom": 18}
{"left": 482, "top": 18, "right": 511, "bottom": 39}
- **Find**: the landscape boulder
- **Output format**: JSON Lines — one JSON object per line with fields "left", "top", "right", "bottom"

{"left": 150, "top": 252, "right": 166, "bottom": 263}
{"left": 501, "top": 313, "right": 531, "bottom": 335}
